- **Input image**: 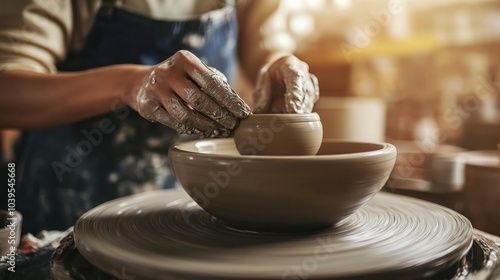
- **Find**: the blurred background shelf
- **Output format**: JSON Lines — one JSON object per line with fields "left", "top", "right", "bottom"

{"left": 266, "top": 0, "right": 500, "bottom": 234}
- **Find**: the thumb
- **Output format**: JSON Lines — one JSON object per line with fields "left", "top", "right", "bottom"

{"left": 253, "top": 73, "right": 273, "bottom": 113}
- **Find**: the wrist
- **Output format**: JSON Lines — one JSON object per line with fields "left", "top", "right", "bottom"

{"left": 120, "top": 65, "right": 154, "bottom": 110}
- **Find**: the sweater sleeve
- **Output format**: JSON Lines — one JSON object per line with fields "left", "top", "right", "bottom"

{"left": 0, "top": 0, "right": 73, "bottom": 73}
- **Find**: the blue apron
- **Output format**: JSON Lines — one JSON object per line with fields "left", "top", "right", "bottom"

{"left": 16, "top": 3, "right": 237, "bottom": 235}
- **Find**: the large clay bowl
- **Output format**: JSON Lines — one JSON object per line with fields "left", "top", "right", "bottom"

{"left": 169, "top": 139, "right": 397, "bottom": 231}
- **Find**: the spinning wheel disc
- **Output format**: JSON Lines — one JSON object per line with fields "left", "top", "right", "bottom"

{"left": 74, "top": 189, "right": 472, "bottom": 279}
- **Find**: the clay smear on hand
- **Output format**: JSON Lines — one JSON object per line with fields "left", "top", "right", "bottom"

{"left": 191, "top": 68, "right": 251, "bottom": 119}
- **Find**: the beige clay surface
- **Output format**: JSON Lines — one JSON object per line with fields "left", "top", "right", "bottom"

{"left": 233, "top": 113, "right": 323, "bottom": 156}
{"left": 169, "top": 138, "right": 396, "bottom": 230}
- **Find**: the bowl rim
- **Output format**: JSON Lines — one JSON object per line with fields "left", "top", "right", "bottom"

{"left": 169, "top": 138, "right": 396, "bottom": 161}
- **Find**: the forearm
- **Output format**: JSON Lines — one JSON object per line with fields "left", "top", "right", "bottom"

{"left": 236, "top": 0, "right": 291, "bottom": 83}
{"left": 0, "top": 65, "right": 151, "bottom": 129}
{"left": 238, "top": 50, "right": 288, "bottom": 84}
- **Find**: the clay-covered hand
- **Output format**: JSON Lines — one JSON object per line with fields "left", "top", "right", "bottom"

{"left": 253, "top": 54, "right": 319, "bottom": 113}
{"left": 126, "top": 50, "right": 251, "bottom": 138}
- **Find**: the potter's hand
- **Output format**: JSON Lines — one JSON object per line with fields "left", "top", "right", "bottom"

{"left": 253, "top": 55, "right": 319, "bottom": 114}
{"left": 127, "top": 50, "right": 251, "bottom": 138}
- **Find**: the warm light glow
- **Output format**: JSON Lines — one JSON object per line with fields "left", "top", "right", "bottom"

{"left": 289, "top": 14, "right": 315, "bottom": 36}
{"left": 333, "top": 0, "right": 352, "bottom": 9}
{"left": 305, "top": 0, "right": 325, "bottom": 10}
{"left": 283, "top": 0, "right": 304, "bottom": 11}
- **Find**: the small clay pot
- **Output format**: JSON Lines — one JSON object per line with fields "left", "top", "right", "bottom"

{"left": 233, "top": 113, "right": 323, "bottom": 156}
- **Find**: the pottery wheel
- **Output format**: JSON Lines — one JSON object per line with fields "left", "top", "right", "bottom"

{"left": 74, "top": 189, "right": 473, "bottom": 279}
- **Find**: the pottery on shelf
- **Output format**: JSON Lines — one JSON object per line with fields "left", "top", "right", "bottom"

{"left": 313, "top": 97, "right": 386, "bottom": 142}
{"left": 233, "top": 113, "right": 323, "bottom": 156}
{"left": 169, "top": 138, "right": 397, "bottom": 231}
{"left": 460, "top": 150, "right": 500, "bottom": 235}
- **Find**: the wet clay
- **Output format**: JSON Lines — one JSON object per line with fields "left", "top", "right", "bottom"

{"left": 136, "top": 51, "right": 251, "bottom": 138}
{"left": 233, "top": 113, "right": 323, "bottom": 156}
{"left": 253, "top": 55, "right": 319, "bottom": 114}
{"left": 169, "top": 138, "right": 397, "bottom": 230}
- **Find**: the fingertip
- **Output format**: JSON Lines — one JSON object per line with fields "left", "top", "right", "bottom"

{"left": 231, "top": 101, "right": 252, "bottom": 119}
